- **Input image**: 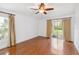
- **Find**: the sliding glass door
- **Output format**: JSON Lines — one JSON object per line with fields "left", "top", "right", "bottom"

{"left": 51, "top": 20, "right": 64, "bottom": 54}
{"left": 52, "top": 20, "right": 64, "bottom": 40}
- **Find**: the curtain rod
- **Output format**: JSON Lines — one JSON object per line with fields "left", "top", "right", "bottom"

{"left": 0, "top": 11, "right": 15, "bottom": 16}
{"left": 48, "top": 17, "right": 72, "bottom": 20}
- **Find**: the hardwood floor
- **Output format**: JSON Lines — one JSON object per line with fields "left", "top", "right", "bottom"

{"left": 0, "top": 36, "right": 78, "bottom": 55}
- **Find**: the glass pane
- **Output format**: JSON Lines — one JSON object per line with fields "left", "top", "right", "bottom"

{"left": 0, "top": 16, "right": 9, "bottom": 49}
{"left": 53, "top": 20, "right": 63, "bottom": 39}
{"left": 51, "top": 20, "right": 64, "bottom": 54}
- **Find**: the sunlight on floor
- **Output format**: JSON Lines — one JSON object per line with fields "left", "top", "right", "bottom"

{"left": 51, "top": 38, "right": 64, "bottom": 54}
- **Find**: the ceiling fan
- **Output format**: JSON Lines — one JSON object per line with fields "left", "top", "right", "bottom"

{"left": 31, "top": 3, "right": 54, "bottom": 15}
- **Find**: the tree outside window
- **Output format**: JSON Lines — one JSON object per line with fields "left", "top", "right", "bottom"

{"left": 53, "top": 20, "right": 63, "bottom": 39}
{"left": 0, "top": 17, "right": 8, "bottom": 40}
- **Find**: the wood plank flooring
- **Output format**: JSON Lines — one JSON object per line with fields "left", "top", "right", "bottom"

{"left": 0, "top": 36, "right": 78, "bottom": 55}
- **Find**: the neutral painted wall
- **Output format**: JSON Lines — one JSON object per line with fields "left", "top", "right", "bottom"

{"left": 38, "top": 19, "right": 47, "bottom": 37}
{"left": 73, "top": 4, "right": 79, "bottom": 52}
{"left": 15, "top": 13, "right": 38, "bottom": 43}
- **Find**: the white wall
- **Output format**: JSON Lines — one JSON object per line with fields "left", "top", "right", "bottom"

{"left": 73, "top": 4, "right": 79, "bottom": 52}
{"left": 15, "top": 13, "right": 38, "bottom": 43}
{"left": 38, "top": 19, "right": 47, "bottom": 37}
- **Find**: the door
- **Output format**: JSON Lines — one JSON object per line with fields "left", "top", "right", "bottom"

{"left": 0, "top": 16, "right": 9, "bottom": 49}
{"left": 51, "top": 20, "right": 64, "bottom": 54}
{"left": 52, "top": 20, "right": 64, "bottom": 39}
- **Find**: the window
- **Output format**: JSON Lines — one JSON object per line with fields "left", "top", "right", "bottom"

{"left": 0, "top": 17, "right": 8, "bottom": 40}
{"left": 52, "top": 20, "right": 63, "bottom": 39}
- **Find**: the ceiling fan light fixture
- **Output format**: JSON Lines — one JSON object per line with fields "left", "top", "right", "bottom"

{"left": 39, "top": 9, "right": 44, "bottom": 13}
{"left": 31, "top": 3, "right": 54, "bottom": 15}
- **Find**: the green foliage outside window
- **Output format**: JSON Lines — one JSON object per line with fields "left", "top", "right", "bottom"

{"left": 0, "top": 17, "right": 8, "bottom": 40}
{"left": 53, "top": 20, "right": 63, "bottom": 38}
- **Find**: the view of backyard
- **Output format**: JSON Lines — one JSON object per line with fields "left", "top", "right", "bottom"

{"left": 0, "top": 17, "right": 8, "bottom": 40}
{"left": 52, "top": 20, "right": 63, "bottom": 39}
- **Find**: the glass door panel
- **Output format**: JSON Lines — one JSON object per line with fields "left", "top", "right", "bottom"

{"left": 0, "top": 16, "right": 9, "bottom": 49}
{"left": 51, "top": 20, "right": 64, "bottom": 54}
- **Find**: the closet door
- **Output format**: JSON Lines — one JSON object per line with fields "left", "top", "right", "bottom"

{"left": 63, "top": 18, "right": 72, "bottom": 42}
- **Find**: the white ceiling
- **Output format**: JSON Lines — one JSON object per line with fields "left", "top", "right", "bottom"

{"left": 0, "top": 3, "right": 76, "bottom": 19}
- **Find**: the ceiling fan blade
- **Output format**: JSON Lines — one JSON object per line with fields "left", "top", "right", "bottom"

{"left": 45, "top": 8, "right": 54, "bottom": 11}
{"left": 35, "top": 12, "right": 39, "bottom": 14}
{"left": 30, "top": 8, "right": 38, "bottom": 10}
{"left": 43, "top": 12, "right": 47, "bottom": 14}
